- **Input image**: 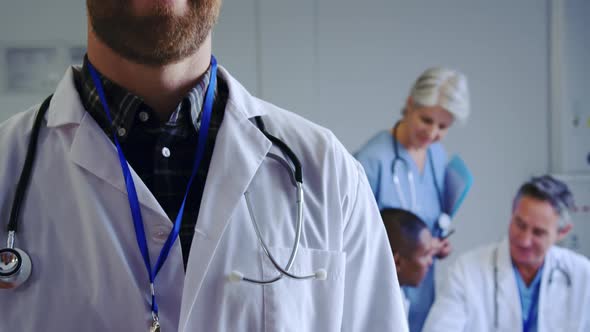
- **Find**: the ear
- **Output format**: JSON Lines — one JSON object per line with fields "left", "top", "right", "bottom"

{"left": 405, "top": 96, "right": 414, "bottom": 113}
{"left": 557, "top": 223, "right": 573, "bottom": 242}
{"left": 393, "top": 252, "right": 403, "bottom": 273}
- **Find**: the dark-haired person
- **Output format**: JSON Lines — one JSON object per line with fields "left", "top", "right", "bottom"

{"left": 381, "top": 208, "right": 434, "bottom": 318}
{"left": 423, "top": 175, "right": 590, "bottom": 332}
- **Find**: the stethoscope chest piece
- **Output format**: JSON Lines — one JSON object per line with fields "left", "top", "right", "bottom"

{"left": 0, "top": 232, "right": 32, "bottom": 290}
{"left": 438, "top": 213, "right": 451, "bottom": 234}
{"left": 1, "top": 95, "right": 51, "bottom": 290}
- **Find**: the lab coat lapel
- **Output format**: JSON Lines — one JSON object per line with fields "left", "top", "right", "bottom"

{"left": 49, "top": 68, "right": 168, "bottom": 220}
{"left": 69, "top": 114, "right": 169, "bottom": 219}
{"left": 496, "top": 239, "right": 522, "bottom": 330}
{"left": 538, "top": 249, "right": 569, "bottom": 332}
{"left": 179, "top": 90, "right": 271, "bottom": 327}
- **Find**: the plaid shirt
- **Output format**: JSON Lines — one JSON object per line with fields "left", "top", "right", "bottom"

{"left": 73, "top": 57, "right": 227, "bottom": 269}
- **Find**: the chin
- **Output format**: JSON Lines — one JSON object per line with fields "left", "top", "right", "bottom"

{"left": 514, "top": 254, "right": 540, "bottom": 268}
{"left": 413, "top": 138, "right": 431, "bottom": 148}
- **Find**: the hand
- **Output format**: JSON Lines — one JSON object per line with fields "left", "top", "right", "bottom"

{"left": 432, "top": 237, "right": 452, "bottom": 259}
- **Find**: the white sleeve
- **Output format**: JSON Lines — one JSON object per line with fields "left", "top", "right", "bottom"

{"left": 422, "top": 257, "right": 469, "bottom": 332}
{"left": 340, "top": 162, "right": 409, "bottom": 332}
{"left": 577, "top": 256, "right": 590, "bottom": 331}
{"left": 354, "top": 153, "right": 380, "bottom": 199}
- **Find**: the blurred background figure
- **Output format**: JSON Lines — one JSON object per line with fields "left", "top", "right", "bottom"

{"left": 423, "top": 175, "right": 590, "bottom": 332}
{"left": 355, "top": 67, "right": 470, "bottom": 332}
{"left": 381, "top": 208, "right": 435, "bottom": 319}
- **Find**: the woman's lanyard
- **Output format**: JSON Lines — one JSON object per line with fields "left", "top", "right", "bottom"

{"left": 87, "top": 56, "right": 218, "bottom": 331}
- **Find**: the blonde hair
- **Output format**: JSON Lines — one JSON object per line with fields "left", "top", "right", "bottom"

{"left": 409, "top": 67, "right": 470, "bottom": 124}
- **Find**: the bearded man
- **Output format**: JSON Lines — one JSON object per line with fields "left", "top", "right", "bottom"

{"left": 0, "top": 1, "right": 408, "bottom": 331}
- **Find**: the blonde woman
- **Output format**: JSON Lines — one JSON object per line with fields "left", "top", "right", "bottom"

{"left": 355, "top": 67, "right": 470, "bottom": 332}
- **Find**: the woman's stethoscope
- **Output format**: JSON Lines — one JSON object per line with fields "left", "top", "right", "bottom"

{"left": 391, "top": 121, "right": 451, "bottom": 235}
{"left": 492, "top": 246, "right": 571, "bottom": 329}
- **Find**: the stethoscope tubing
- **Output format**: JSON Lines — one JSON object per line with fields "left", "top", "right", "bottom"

{"left": 229, "top": 116, "right": 325, "bottom": 285}
{"left": 492, "top": 246, "right": 571, "bottom": 329}
{"left": 1, "top": 95, "right": 52, "bottom": 289}
{"left": 2, "top": 98, "right": 320, "bottom": 291}
{"left": 7, "top": 95, "right": 53, "bottom": 234}
{"left": 392, "top": 122, "right": 443, "bottom": 209}
{"left": 391, "top": 122, "right": 445, "bottom": 237}
{"left": 242, "top": 185, "right": 310, "bottom": 284}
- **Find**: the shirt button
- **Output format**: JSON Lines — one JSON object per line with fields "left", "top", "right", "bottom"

{"left": 155, "top": 230, "right": 167, "bottom": 240}
{"left": 161, "top": 147, "right": 171, "bottom": 158}
{"left": 138, "top": 111, "right": 150, "bottom": 122}
{"left": 117, "top": 127, "right": 127, "bottom": 137}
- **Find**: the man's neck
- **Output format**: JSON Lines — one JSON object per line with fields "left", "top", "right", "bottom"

{"left": 516, "top": 263, "right": 542, "bottom": 287}
{"left": 87, "top": 30, "right": 212, "bottom": 121}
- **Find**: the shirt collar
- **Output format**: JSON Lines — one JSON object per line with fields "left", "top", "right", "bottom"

{"left": 73, "top": 55, "right": 213, "bottom": 141}
{"left": 512, "top": 261, "right": 545, "bottom": 291}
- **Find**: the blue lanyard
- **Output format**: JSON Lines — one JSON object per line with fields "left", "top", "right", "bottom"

{"left": 522, "top": 297, "right": 536, "bottom": 332}
{"left": 87, "top": 56, "right": 218, "bottom": 317}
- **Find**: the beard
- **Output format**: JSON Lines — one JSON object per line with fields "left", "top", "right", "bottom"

{"left": 87, "top": 0, "right": 221, "bottom": 66}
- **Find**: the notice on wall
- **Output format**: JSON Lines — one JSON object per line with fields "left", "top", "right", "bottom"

{"left": 563, "top": 101, "right": 590, "bottom": 173}
{"left": 4, "top": 47, "right": 61, "bottom": 93}
{"left": 1, "top": 45, "right": 86, "bottom": 94}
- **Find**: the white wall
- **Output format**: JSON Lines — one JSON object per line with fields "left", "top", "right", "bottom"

{"left": 552, "top": 0, "right": 590, "bottom": 174}
{"left": 0, "top": 1, "right": 556, "bottom": 267}
{"left": 0, "top": 1, "right": 86, "bottom": 120}
{"left": 238, "top": 0, "right": 552, "bottom": 268}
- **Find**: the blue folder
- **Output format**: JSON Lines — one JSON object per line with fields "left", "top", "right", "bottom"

{"left": 443, "top": 155, "right": 473, "bottom": 217}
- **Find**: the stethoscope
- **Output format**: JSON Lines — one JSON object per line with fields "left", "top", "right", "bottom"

{"left": 229, "top": 116, "right": 327, "bottom": 285}
{"left": 0, "top": 94, "right": 52, "bottom": 290}
{"left": 391, "top": 121, "right": 451, "bottom": 236}
{"left": 0, "top": 57, "right": 325, "bottom": 329}
{"left": 492, "top": 246, "right": 571, "bottom": 330}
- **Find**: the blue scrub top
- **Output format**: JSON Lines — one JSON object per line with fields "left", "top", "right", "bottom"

{"left": 355, "top": 130, "right": 447, "bottom": 332}
{"left": 513, "top": 264, "right": 544, "bottom": 332}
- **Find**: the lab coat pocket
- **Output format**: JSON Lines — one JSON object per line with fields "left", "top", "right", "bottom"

{"left": 261, "top": 247, "right": 346, "bottom": 332}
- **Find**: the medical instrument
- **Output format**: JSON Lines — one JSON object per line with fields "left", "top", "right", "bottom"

{"left": 492, "top": 247, "right": 571, "bottom": 329}
{"left": 0, "top": 95, "right": 52, "bottom": 290}
{"left": 391, "top": 121, "right": 450, "bottom": 237}
{"left": 2, "top": 56, "right": 325, "bottom": 329}
{"left": 228, "top": 116, "right": 327, "bottom": 285}
{"left": 440, "top": 228, "right": 455, "bottom": 240}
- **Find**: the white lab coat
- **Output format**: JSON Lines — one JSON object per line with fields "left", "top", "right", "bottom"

{"left": 423, "top": 238, "right": 590, "bottom": 332}
{"left": 0, "top": 67, "right": 408, "bottom": 332}
{"left": 402, "top": 288, "right": 410, "bottom": 319}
